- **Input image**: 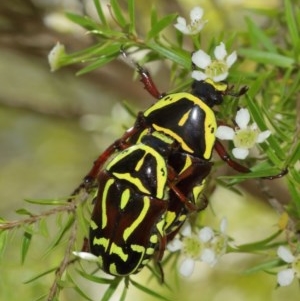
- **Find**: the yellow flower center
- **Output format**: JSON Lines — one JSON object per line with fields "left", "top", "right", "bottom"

{"left": 206, "top": 60, "right": 227, "bottom": 78}
{"left": 233, "top": 128, "right": 258, "bottom": 149}
{"left": 183, "top": 235, "right": 201, "bottom": 259}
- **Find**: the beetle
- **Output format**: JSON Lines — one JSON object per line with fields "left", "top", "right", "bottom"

{"left": 73, "top": 49, "right": 287, "bottom": 276}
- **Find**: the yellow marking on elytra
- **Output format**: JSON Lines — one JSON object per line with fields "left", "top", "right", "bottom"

{"left": 109, "top": 263, "right": 118, "bottom": 275}
{"left": 192, "top": 180, "right": 205, "bottom": 202}
{"left": 90, "top": 220, "right": 98, "bottom": 230}
{"left": 164, "top": 211, "right": 176, "bottom": 231}
{"left": 156, "top": 218, "right": 165, "bottom": 236}
{"left": 150, "top": 234, "right": 158, "bottom": 244}
{"left": 131, "top": 244, "right": 145, "bottom": 253}
{"left": 101, "top": 178, "right": 115, "bottom": 229}
{"left": 146, "top": 247, "right": 155, "bottom": 255}
{"left": 110, "top": 242, "right": 128, "bottom": 262}
{"left": 142, "top": 259, "right": 150, "bottom": 266}
{"left": 202, "top": 109, "right": 216, "bottom": 159}
{"left": 112, "top": 172, "right": 151, "bottom": 195}
{"left": 178, "top": 109, "right": 191, "bottom": 126}
{"left": 93, "top": 237, "right": 109, "bottom": 250}
{"left": 135, "top": 152, "right": 147, "bottom": 172}
{"left": 180, "top": 155, "right": 192, "bottom": 174}
{"left": 120, "top": 188, "right": 130, "bottom": 210}
{"left": 178, "top": 214, "right": 187, "bottom": 222}
{"left": 152, "top": 124, "right": 194, "bottom": 153}
{"left": 123, "top": 196, "right": 150, "bottom": 241}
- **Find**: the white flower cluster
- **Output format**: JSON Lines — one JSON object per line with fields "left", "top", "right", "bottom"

{"left": 167, "top": 218, "right": 228, "bottom": 277}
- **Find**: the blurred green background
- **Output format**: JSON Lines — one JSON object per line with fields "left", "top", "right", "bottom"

{"left": 0, "top": 0, "right": 296, "bottom": 300}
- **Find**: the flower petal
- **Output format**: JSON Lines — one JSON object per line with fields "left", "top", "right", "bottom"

{"left": 235, "top": 108, "right": 250, "bottom": 129}
{"left": 192, "top": 50, "right": 211, "bottom": 69}
{"left": 179, "top": 258, "right": 195, "bottom": 277}
{"left": 48, "top": 42, "right": 65, "bottom": 72}
{"left": 190, "top": 7, "right": 204, "bottom": 21}
{"left": 277, "top": 246, "right": 295, "bottom": 263}
{"left": 167, "top": 238, "right": 183, "bottom": 252}
{"left": 191, "top": 70, "right": 207, "bottom": 81}
{"left": 226, "top": 51, "right": 237, "bottom": 67}
{"left": 181, "top": 221, "right": 192, "bottom": 237}
{"left": 201, "top": 248, "right": 216, "bottom": 266}
{"left": 232, "top": 148, "right": 249, "bottom": 159}
{"left": 212, "top": 72, "right": 228, "bottom": 82}
{"left": 215, "top": 126, "right": 235, "bottom": 140}
{"left": 256, "top": 130, "right": 271, "bottom": 143}
{"left": 174, "top": 16, "right": 190, "bottom": 34}
{"left": 220, "top": 217, "right": 227, "bottom": 233}
{"left": 277, "top": 269, "right": 295, "bottom": 286}
{"left": 176, "top": 16, "right": 186, "bottom": 26}
{"left": 73, "top": 251, "right": 99, "bottom": 262}
{"left": 214, "top": 42, "right": 227, "bottom": 60}
{"left": 199, "top": 227, "right": 214, "bottom": 242}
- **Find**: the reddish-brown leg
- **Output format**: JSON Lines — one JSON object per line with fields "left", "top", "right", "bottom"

{"left": 120, "top": 48, "right": 164, "bottom": 99}
{"left": 214, "top": 139, "right": 288, "bottom": 179}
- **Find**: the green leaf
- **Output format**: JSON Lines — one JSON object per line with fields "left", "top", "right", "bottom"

{"left": 24, "top": 266, "right": 58, "bottom": 284}
{"left": 146, "top": 14, "right": 177, "bottom": 40}
{"left": 0, "top": 230, "right": 8, "bottom": 257}
{"left": 244, "top": 258, "right": 281, "bottom": 274}
{"left": 66, "top": 13, "right": 99, "bottom": 30}
{"left": 77, "top": 55, "right": 117, "bottom": 75}
{"left": 15, "top": 208, "right": 33, "bottom": 216}
{"left": 47, "top": 215, "right": 75, "bottom": 250}
{"left": 119, "top": 284, "right": 128, "bottom": 301}
{"left": 33, "top": 294, "right": 49, "bottom": 301}
{"left": 21, "top": 231, "right": 32, "bottom": 263}
{"left": 101, "top": 277, "right": 123, "bottom": 301}
{"left": 284, "top": 0, "right": 300, "bottom": 50}
{"left": 64, "top": 273, "right": 93, "bottom": 301}
{"left": 147, "top": 41, "right": 190, "bottom": 68}
{"left": 75, "top": 42, "right": 121, "bottom": 75}
{"left": 76, "top": 269, "right": 115, "bottom": 285}
{"left": 235, "top": 230, "right": 283, "bottom": 252}
{"left": 110, "top": 0, "right": 127, "bottom": 27}
{"left": 93, "top": 0, "right": 108, "bottom": 26}
{"left": 24, "top": 198, "right": 69, "bottom": 206}
{"left": 245, "top": 17, "right": 277, "bottom": 52}
{"left": 127, "top": 0, "right": 136, "bottom": 34}
{"left": 130, "top": 279, "right": 172, "bottom": 301}
{"left": 238, "top": 48, "right": 295, "bottom": 68}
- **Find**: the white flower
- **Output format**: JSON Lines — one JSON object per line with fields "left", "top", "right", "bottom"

{"left": 199, "top": 217, "right": 228, "bottom": 267}
{"left": 48, "top": 42, "right": 66, "bottom": 71}
{"left": 215, "top": 108, "right": 271, "bottom": 159}
{"left": 174, "top": 7, "right": 207, "bottom": 35}
{"left": 167, "top": 218, "right": 229, "bottom": 276}
{"left": 191, "top": 42, "right": 237, "bottom": 82}
{"left": 277, "top": 246, "right": 300, "bottom": 286}
{"left": 167, "top": 222, "right": 202, "bottom": 277}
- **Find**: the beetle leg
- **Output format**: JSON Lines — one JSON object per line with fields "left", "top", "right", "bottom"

{"left": 167, "top": 166, "right": 198, "bottom": 212}
{"left": 135, "top": 64, "right": 165, "bottom": 99}
{"left": 214, "top": 139, "right": 288, "bottom": 179}
{"left": 71, "top": 123, "right": 146, "bottom": 197}
{"left": 120, "top": 47, "right": 164, "bottom": 99}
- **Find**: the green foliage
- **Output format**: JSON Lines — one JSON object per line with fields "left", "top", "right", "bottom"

{"left": 1, "top": 0, "right": 300, "bottom": 300}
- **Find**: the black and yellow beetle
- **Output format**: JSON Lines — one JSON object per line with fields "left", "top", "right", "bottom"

{"left": 74, "top": 50, "right": 287, "bottom": 277}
